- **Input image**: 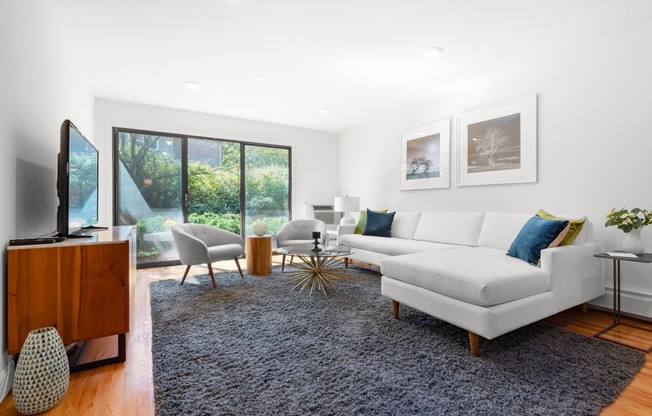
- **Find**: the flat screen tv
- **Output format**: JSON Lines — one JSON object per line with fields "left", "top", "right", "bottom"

{"left": 57, "top": 120, "right": 99, "bottom": 237}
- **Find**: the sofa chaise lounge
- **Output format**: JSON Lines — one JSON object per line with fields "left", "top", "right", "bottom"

{"left": 338, "top": 211, "right": 604, "bottom": 355}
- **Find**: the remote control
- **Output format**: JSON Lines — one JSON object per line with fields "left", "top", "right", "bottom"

{"left": 9, "top": 238, "right": 57, "bottom": 246}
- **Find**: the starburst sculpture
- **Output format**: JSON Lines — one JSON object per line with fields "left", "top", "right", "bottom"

{"left": 285, "top": 254, "right": 349, "bottom": 297}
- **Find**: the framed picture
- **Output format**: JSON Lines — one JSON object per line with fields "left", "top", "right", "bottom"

{"left": 458, "top": 95, "right": 537, "bottom": 186}
{"left": 400, "top": 118, "right": 450, "bottom": 190}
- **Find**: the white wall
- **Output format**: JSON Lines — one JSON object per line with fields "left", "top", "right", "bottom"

{"left": 0, "top": 1, "right": 93, "bottom": 399}
{"left": 94, "top": 99, "right": 340, "bottom": 227}
{"left": 340, "top": 14, "right": 652, "bottom": 317}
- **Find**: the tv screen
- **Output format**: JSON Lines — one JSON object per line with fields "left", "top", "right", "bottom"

{"left": 57, "top": 120, "right": 99, "bottom": 237}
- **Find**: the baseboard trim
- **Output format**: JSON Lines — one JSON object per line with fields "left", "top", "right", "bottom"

{"left": 590, "top": 286, "right": 652, "bottom": 320}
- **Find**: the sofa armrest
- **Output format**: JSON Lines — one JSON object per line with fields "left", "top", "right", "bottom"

{"left": 540, "top": 242, "right": 606, "bottom": 313}
{"left": 337, "top": 225, "right": 356, "bottom": 241}
{"left": 337, "top": 225, "right": 356, "bottom": 246}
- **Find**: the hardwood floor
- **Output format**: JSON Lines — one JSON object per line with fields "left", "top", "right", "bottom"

{"left": 1, "top": 258, "right": 652, "bottom": 415}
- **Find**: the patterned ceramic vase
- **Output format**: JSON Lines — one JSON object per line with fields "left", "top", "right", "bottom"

{"left": 13, "top": 327, "right": 70, "bottom": 415}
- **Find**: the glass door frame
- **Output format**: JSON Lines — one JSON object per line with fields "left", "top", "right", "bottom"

{"left": 113, "top": 127, "right": 292, "bottom": 269}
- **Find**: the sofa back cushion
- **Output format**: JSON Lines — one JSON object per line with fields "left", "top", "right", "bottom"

{"left": 478, "top": 211, "right": 590, "bottom": 251}
{"left": 477, "top": 212, "right": 540, "bottom": 251}
{"left": 390, "top": 211, "right": 422, "bottom": 240}
{"left": 413, "top": 212, "right": 485, "bottom": 246}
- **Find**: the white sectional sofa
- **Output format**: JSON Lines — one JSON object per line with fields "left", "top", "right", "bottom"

{"left": 338, "top": 211, "right": 604, "bottom": 356}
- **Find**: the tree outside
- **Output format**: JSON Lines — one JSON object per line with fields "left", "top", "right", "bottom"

{"left": 467, "top": 113, "right": 521, "bottom": 173}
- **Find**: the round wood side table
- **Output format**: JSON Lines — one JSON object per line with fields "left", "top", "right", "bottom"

{"left": 245, "top": 235, "right": 272, "bottom": 276}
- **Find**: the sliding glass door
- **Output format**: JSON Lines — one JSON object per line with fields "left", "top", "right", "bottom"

{"left": 115, "top": 131, "right": 184, "bottom": 264}
{"left": 244, "top": 145, "right": 290, "bottom": 238}
{"left": 187, "top": 138, "right": 241, "bottom": 234}
{"left": 114, "top": 128, "right": 291, "bottom": 267}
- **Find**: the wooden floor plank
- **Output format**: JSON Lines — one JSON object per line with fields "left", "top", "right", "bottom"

{"left": 0, "top": 257, "right": 651, "bottom": 415}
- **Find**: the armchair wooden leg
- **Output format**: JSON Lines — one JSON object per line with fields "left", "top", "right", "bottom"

{"left": 391, "top": 300, "right": 399, "bottom": 319}
{"left": 207, "top": 263, "right": 217, "bottom": 288}
{"left": 281, "top": 254, "right": 286, "bottom": 271}
{"left": 234, "top": 257, "right": 244, "bottom": 278}
{"left": 581, "top": 302, "right": 588, "bottom": 313}
{"left": 180, "top": 265, "right": 191, "bottom": 285}
{"left": 344, "top": 257, "right": 349, "bottom": 268}
{"left": 290, "top": 255, "right": 294, "bottom": 265}
{"left": 469, "top": 332, "right": 480, "bottom": 357}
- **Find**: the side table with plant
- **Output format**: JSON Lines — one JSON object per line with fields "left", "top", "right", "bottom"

{"left": 605, "top": 208, "right": 652, "bottom": 254}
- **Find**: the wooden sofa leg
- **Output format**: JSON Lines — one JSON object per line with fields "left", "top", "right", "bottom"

{"left": 469, "top": 332, "right": 480, "bottom": 357}
{"left": 207, "top": 263, "right": 217, "bottom": 288}
{"left": 580, "top": 302, "right": 588, "bottom": 313}
{"left": 344, "top": 257, "right": 349, "bottom": 268}
{"left": 281, "top": 254, "right": 286, "bottom": 271}
{"left": 180, "top": 265, "right": 191, "bottom": 285}
{"left": 391, "top": 300, "right": 399, "bottom": 319}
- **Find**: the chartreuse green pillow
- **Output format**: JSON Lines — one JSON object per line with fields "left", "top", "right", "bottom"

{"left": 354, "top": 209, "right": 388, "bottom": 234}
{"left": 536, "top": 209, "right": 585, "bottom": 246}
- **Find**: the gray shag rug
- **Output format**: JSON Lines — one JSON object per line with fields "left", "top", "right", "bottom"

{"left": 150, "top": 266, "right": 645, "bottom": 416}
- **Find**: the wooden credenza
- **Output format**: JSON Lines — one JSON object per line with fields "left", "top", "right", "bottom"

{"left": 7, "top": 226, "right": 136, "bottom": 370}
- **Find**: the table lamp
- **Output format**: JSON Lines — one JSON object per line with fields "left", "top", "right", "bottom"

{"left": 334, "top": 196, "right": 360, "bottom": 226}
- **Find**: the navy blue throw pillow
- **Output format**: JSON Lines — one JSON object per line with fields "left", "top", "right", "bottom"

{"left": 362, "top": 209, "right": 396, "bottom": 237}
{"left": 507, "top": 215, "right": 570, "bottom": 266}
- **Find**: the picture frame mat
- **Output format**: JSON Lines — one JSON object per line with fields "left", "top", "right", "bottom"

{"left": 400, "top": 118, "right": 451, "bottom": 190}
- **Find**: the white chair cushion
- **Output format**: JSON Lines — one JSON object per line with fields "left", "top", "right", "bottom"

{"left": 207, "top": 243, "right": 244, "bottom": 262}
{"left": 412, "top": 212, "right": 485, "bottom": 246}
{"left": 390, "top": 211, "right": 422, "bottom": 240}
{"left": 477, "top": 212, "right": 533, "bottom": 251}
{"left": 340, "top": 234, "right": 461, "bottom": 256}
{"left": 381, "top": 247, "right": 551, "bottom": 306}
{"left": 277, "top": 239, "right": 313, "bottom": 248}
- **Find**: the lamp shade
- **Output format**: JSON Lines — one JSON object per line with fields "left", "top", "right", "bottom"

{"left": 334, "top": 196, "right": 360, "bottom": 213}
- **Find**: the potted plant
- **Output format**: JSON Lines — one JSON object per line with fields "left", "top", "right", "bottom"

{"left": 605, "top": 208, "right": 652, "bottom": 253}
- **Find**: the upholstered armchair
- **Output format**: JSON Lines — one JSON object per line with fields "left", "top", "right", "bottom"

{"left": 276, "top": 219, "right": 327, "bottom": 271}
{"left": 171, "top": 223, "right": 245, "bottom": 288}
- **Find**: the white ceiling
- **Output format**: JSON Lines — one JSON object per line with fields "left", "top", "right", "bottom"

{"left": 50, "top": 0, "right": 633, "bottom": 133}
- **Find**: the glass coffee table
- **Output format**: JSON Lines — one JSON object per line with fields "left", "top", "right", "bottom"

{"left": 277, "top": 245, "right": 354, "bottom": 297}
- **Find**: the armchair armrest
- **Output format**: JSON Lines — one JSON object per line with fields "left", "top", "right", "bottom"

{"left": 171, "top": 230, "right": 210, "bottom": 265}
{"left": 540, "top": 242, "right": 605, "bottom": 313}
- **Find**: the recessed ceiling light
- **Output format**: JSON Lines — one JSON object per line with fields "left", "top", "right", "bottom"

{"left": 318, "top": 108, "right": 330, "bottom": 115}
{"left": 185, "top": 81, "right": 200, "bottom": 90}
{"left": 423, "top": 46, "right": 444, "bottom": 59}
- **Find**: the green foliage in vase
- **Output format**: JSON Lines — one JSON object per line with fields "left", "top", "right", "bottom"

{"left": 605, "top": 208, "right": 652, "bottom": 233}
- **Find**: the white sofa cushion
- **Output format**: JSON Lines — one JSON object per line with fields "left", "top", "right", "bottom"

{"left": 412, "top": 212, "right": 485, "bottom": 246}
{"left": 477, "top": 212, "right": 532, "bottom": 251}
{"left": 381, "top": 247, "right": 551, "bottom": 306}
{"left": 391, "top": 211, "right": 422, "bottom": 240}
{"left": 340, "top": 233, "right": 461, "bottom": 257}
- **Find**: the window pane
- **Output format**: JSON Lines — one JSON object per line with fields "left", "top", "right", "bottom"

{"left": 244, "top": 145, "right": 290, "bottom": 243}
{"left": 116, "top": 132, "right": 183, "bottom": 264}
{"left": 187, "top": 138, "right": 241, "bottom": 234}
